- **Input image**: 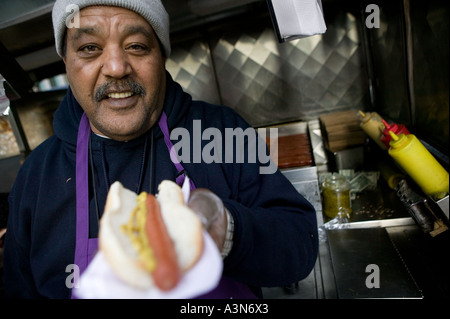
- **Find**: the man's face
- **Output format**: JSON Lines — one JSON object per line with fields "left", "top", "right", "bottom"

{"left": 64, "top": 6, "right": 167, "bottom": 141}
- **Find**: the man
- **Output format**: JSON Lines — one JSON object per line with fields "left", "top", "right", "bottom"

{"left": 3, "top": 0, "right": 318, "bottom": 298}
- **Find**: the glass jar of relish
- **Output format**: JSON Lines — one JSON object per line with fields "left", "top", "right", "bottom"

{"left": 322, "top": 173, "right": 351, "bottom": 219}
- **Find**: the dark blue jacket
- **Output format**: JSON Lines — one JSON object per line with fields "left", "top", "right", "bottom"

{"left": 3, "top": 73, "right": 318, "bottom": 298}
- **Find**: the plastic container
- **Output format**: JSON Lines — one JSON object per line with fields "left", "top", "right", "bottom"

{"left": 388, "top": 131, "right": 449, "bottom": 200}
{"left": 359, "top": 111, "right": 387, "bottom": 150}
{"left": 322, "top": 173, "right": 352, "bottom": 219}
{"left": 381, "top": 119, "right": 410, "bottom": 149}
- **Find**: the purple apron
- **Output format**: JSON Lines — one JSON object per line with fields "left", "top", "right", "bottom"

{"left": 73, "top": 112, "right": 256, "bottom": 299}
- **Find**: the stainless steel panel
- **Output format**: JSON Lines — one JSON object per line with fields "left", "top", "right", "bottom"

{"left": 282, "top": 166, "right": 318, "bottom": 181}
{"left": 166, "top": 39, "right": 221, "bottom": 105}
{"left": 167, "top": 8, "right": 371, "bottom": 128}
{"left": 281, "top": 166, "right": 323, "bottom": 226}
{"left": 308, "top": 119, "right": 328, "bottom": 171}
{"left": 386, "top": 224, "right": 450, "bottom": 298}
{"left": 336, "top": 217, "right": 415, "bottom": 229}
{"left": 333, "top": 146, "right": 365, "bottom": 171}
{"left": 211, "top": 16, "right": 370, "bottom": 127}
{"left": 317, "top": 238, "right": 337, "bottom": 299}
{"left": 326, "top": 227, "right": 423, "bottom": 299}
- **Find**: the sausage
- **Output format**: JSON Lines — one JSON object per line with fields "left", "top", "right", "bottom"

{"left": 145, "top": 194, "right": 181, "bottom": 291}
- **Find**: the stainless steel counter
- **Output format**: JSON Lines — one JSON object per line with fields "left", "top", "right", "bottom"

{"left": 325, "top": 226, "right": 422, "bottom": 298}
{"left": 262, "top": 167, "right": 449, "bottom": 299}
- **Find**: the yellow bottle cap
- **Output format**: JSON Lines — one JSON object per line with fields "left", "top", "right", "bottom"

{"left": 359, "top": 110, "right": 371, "bottom": 124}
{"left": 389, "top": 131, "right": 399, "bottom": 141}
{"left": 389, "top": 131, "right": 407, "bottom": 148}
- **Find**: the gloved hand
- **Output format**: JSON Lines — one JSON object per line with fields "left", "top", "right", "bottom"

{"left": 187, "top": 188, "right": 228, "bottom": 254}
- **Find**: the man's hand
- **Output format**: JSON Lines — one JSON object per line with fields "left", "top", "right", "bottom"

{"left": 187, "top": 189, "right": 228, "bottom": 253}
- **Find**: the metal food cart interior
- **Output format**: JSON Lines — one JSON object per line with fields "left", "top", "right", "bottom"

{"left": 0, "top": 0, "right": 448, "bottom": 299}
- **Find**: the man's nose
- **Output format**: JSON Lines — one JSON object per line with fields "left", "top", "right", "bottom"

{"left": 100, "top": 46, "right": 132, "bottom": 79}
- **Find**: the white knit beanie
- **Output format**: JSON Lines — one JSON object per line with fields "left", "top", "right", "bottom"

{"left": 52, "top": 0, "right": 171, "bottom": 57}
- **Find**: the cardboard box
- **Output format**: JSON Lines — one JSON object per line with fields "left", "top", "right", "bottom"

{"left": 319, "top": 110, "right": 366, "bottom": 152}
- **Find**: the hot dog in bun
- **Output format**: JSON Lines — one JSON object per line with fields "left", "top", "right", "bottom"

{"left": 99, "top": 180, "right": 203, "bottom": 291}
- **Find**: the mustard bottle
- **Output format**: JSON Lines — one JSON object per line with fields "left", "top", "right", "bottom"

{"left": 377, "top": 157, "right": 405, "bottom": 190}
{"left": 359, "top": 111, "right": 387, "bottom": 150}
{"left": 388, "top": 131, "right": 449, "bottom": 200}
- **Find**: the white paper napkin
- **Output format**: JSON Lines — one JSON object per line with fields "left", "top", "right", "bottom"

{"left": 75, "top": 230, "right": 222, "bottom": 299}
{"left": 269, "top": 0, "right": 327, "bottom": 41}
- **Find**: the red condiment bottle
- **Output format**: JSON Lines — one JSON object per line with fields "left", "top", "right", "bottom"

{"left": 381, "top": 119, "right": 410, "bottom": 149}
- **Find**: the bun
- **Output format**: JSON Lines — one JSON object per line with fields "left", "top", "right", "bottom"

{"left": 99, "top": 181, "right": 203, "bottom": 289}
{"left": 157, "top": 180, "right": 185, "bottom": 205}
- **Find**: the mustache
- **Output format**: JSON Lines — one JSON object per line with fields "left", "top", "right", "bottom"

{"left": 94, "top": 79, "right": 146, "bottom": 102}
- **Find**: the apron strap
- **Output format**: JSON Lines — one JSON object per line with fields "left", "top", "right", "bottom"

{"left": 73, "top": 113, "right": 97, "bottom": 298}
{"left": 74, "top": 113, "right": 91, "bottom": 275}
{"left": 158, "top": 111, "right": 196, "bottom": 190}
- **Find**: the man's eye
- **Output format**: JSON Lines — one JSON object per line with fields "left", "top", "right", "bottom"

{"left": 80, "top": 45, "right": 100, "bottom": 52}
{"left": 127, "top": 44, "right": 148, "bottom": 52}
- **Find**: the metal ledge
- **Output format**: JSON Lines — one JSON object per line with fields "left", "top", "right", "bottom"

{"left": 336, "top": 217, "right": 416, "bottom": 229}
